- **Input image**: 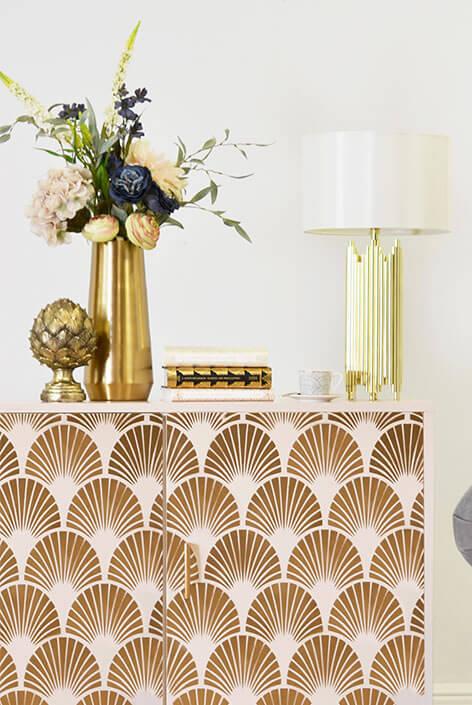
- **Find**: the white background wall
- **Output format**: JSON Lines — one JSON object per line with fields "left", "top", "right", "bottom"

{"left": 0, "top": 0, "right": 470, "bottom": 692}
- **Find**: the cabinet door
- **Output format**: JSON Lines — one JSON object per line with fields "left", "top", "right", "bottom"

{"left": 0, "top": 411, "right": 165, "bottom": 705}
{"left": 164, "top": 410, "right": 427, "bottom": 705}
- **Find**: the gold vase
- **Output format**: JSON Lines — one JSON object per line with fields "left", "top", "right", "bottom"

{"left": 85, "top": 238, "right": 153, "bottom": 401}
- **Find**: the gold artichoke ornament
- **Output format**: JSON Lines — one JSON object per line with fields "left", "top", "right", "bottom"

{"left": 30, "top": 298, "right": 97, "bottom": 402}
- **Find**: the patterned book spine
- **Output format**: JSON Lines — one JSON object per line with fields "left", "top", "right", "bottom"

{"left": 164, "top": 366, "right": 272, "bottom": 389}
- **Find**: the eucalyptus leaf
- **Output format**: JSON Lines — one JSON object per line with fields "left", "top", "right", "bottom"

{"left": 224, "top": 128, "right": 230, "bottom": 141}
{"left": 210, "top": 180, "right": 218, "bottom": 204}
{"left": 234, "top": 223, "right": 252, "bottom": 242}
{"left": 99, "top": 134, "right": 119, "bottom": 155}
{"left": 165, "top": 216, "right": 184, "bottom": 229}
{"left": 15, "top": 115, "right": 35, "bottom": 124}
{"left": 0, "top": 133, "right": 10, "bottom": 144}
{"left": 235, "top": 145, "right": 248, "bottom": 159}
{"left": 202, "top": 137, "right": 216, "bottom": 150}
{"left": 190, "top": 186, "right": 212, "bottom": 203}
{"left": 228, "top": 172, "right": 253, "bottom": 179}
{"left": 176, "top": 145, "right": 184, "bottom": 166}
{"left": 0, "top": 125, "right": 11, "bottom": 134}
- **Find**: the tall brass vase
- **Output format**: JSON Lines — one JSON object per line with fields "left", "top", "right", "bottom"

{"left": 85, "top": 238, "right": 153, "bottom": 401}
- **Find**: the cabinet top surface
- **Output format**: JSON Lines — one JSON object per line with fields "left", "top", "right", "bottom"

{"left": 0, "top": 398, "right": 432, "bottom": 413}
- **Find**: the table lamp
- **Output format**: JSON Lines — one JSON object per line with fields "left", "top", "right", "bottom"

{"left": 302, "top": 131, "right": 450, "bottom": 400}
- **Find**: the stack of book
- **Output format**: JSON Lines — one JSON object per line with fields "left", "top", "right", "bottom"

{"left": 161, "top": 347, "right": 274, "bottom": 401}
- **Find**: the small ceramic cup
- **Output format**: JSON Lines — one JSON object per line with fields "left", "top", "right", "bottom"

{"left": 298, "top": 369, "right": 343, "bottom": 396}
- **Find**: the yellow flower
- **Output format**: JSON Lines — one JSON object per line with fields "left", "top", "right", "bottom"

{"left": 127, "top": 139, "right": 186, "bottom": 200}
{"left": 82, "top": 215, "right": 119, "bottom": 243}
{"left": 125, "top": 212, "right": 160, "bottom": 250}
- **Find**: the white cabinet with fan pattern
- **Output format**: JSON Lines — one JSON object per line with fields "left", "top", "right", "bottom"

{"left": 0, "top": 401, "right": 431, "bottom": 705}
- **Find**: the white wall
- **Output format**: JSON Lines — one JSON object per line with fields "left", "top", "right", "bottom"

{"left": 0, "top": 0, "right": 470, "bottom": 691}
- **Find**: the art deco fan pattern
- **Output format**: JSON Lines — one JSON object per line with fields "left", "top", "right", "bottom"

{"left": 0, "top": 410, "right": 426, "bottom": 705}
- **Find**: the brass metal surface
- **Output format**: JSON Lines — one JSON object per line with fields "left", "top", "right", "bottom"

{"left": 345, "top": 229, "right": 402, "bottom": 401}
{"left": 30, "top": 298, "right": 96, "bottom": 403}
{"left": 184, "top": 543, "right": 191, "bottom": 599}
{"left": 85, "top": 238, "right": 153, "bottom": 401}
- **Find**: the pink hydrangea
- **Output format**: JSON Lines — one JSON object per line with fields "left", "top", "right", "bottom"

{"left": 26, "top": 166, "right": 94, "bottom": 246}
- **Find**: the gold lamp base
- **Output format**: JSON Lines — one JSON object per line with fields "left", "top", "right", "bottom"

{"left": 346, "top": 228, "right": 402, "bottom": 401}
{"left": 41, "top": 368, "right": 86, "bottom": 403}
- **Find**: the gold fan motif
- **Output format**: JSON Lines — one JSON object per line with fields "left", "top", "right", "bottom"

{"left": 0, "top": 433, "right": 19, "bottom": 480}
{"left": 165, "top": 425, "right": 200, "bottom": 486}
{"left": 67, "top": 477, "right": 144, "bottom": 538}
{"left": 339, "top": 688, "right": 395, "bottom": 705}
{"left": 76, "top": 692, "right": 132, "bottom": 705}
{"left": 205, "top": 529, "right": 281, "bottom": 591}
{"left": 0, "top": 691, "right": 48, "bottom": 705}
{"left": 204, "top": 634, "right": 281, "bottom": 697}
{"left": 0, "top": 413, "right": 61, "bottom": 435}
{"left": 246, "top": 582, "right": 322, "bottom": 643}
{"left": 328, "top": 582, "right": 404, "bottom": 642}
{"left": 256, "top": 689, "right": 311, "bottom": 705}
{"left": 163, "top": 582, "right": 240, "bottom": 645}
{"left": 370, "top": 423, "right": 424, "bottom": 484}
{"left": 287, "top": 529, "right": 363, "bottom": 591}
{"left": 25, "top": 425, "right": 102, "bottom": 486}
{"left": 287, "top": 423, "right": 363, "bottom": 484}
{"left": 164, "top": 476, "right": 240, "bottom": 538}
{"left": 205, "top": 423, "right": 281, "bottom": 485}
{"left": 369, "top": 634, "right": 424, "bottom": 695}
{"left": 328, "top": 476, "right": 404, "bottom": 537}
{"left": 246, "top": 412, "right": 322, "bottom": 433}
{"left": 24, "top": 637, "right": 101, "bottom": 698}
{"left": 25, "top": 531, "right": 101, "bottom": 592}
{"left": 411, "top": 595, "right": 424, "bottom": 634}
{"left": 66, "top": 413, "right": 145, "bottom": 435}
{"left": 411, "top": 491, "right": 424, "bottom": 529}
{"left": 327, "top": 412, "right": 404, "bottom": 433}
{"left": 0, "top": 584, "right": 60, "bottom": 645}
{"left": 108, "top": 636, "right": 198, "bottom": 698}
{"left": 0, "top": 541, "right": 18, "bottom": 588}
{"left": 369, "top": 529, "right": 424, "bottom": 590}
{"left": 66, "top": 583, "right": 143, "bottom": 644}
{"left": 108, "top": 529, "right": 163, "bottom": 592}
{"left": 173, "top": 689, "right": 229, "bottom": 705}
{"left": 167, "top": 412, "right": 240, "bottom": 434}
{"left": 287, "top": 634, "right": 363, "bottom": 697}
{"left": 0, "top": 478, "right": 60, "bottom": 539}
{"left": 0, "top": 646, "right": 17, "bottom": 692}
{"left": 109, "top": 424, "right": 163, "bottom": 485}
{"left": 246, "top": 476, "right": 322, "bottom": 536}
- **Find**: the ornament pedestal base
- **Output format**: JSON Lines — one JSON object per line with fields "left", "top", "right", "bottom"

{"left": 40, "top": 368, "right": 86, "bottom": 402}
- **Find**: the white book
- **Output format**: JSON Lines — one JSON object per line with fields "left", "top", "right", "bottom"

{"left": 163, "top": 346, "right": 269, "bottom": 367}
{"left": 161, "top": 387, "right": 275, "bottom": 402}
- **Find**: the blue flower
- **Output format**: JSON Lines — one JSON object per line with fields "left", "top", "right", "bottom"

{"left": 109, "top": 164, "right": 152, "bottom": 205}
{"left": 143, "top": 182, "right": 180, "bottom": 216}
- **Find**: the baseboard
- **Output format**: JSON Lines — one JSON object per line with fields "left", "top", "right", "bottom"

{"left": 434, "top": 684, "right": 472, "bottom": 704}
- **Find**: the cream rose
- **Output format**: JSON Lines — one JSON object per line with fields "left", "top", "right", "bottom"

{"left": 127, "top": 139, "right": 186, "bottom": 200}
{"left": 125, "top": 212, "right": 160, "bottom": 250}
{"left": 82, "top": 215, "right": 120, "bottom": 243}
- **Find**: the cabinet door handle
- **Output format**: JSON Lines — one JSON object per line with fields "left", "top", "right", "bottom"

{"left": 184, "top": 543, "right": 192, "bottom": 599}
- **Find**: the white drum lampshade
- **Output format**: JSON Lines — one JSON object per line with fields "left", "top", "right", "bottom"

{"left": 302, "top": 131, "right": 450, "bottom": 401}
{"left": 302, "top": 131, "right": 450, "bottom": 235}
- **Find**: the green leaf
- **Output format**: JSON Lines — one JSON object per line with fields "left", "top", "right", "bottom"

{"left": 176, "top": 144, "right": 185, "bottom": 166}
{"left": 99, "top": 133, "right": 119, "bottom": 155}
{"left": 0, "top": 125, "right": 11, "bottom": 134}
{"left": 111, "top": 205, "right": 128, "bottom": 223}
{"left": 177, "top": 136, "right": 186, "bottom": 153}
{"left": 96, "top": 162, "right": 110, "bottom": 200}
{"left": 223, "top": 218, "right": 239, "bottom": 227}
{"left": 0, "top": 133, "right": 10, "bottom": 144}
{"left": 36, "top": 147, "right": 75, "bottom": 163}
{"left": 234, "top": 223, "right": 252, "bottom": 242}
{"left": 224, "top": 128, "right": 230, "bottom": 141}
{"left": 165, "top": 216, "right": 184, "bottom": 229}
{"left": 84, "top": 98, "right": 100, "bottom": 153}
{"left": 190, "top": 186, "right": 212, "bottom": 203}
{"left": 202, "top": 137, "right": 216, "bottom": 150}
{"left": 228, "top": 172, "right": 253, "bottom": 179}
{"left": 210, "top": 180, "right": 218, "bottom": 204}
{"left": 45, "top": 117, "right": 68, "bottom": 126}
{"left": 235, "top": 145, "right": 248, "bottom": 159}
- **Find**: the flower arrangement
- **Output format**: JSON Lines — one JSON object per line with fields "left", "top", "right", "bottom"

{"left": 0, "top": 22, "right": 267, "bottom": 249}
